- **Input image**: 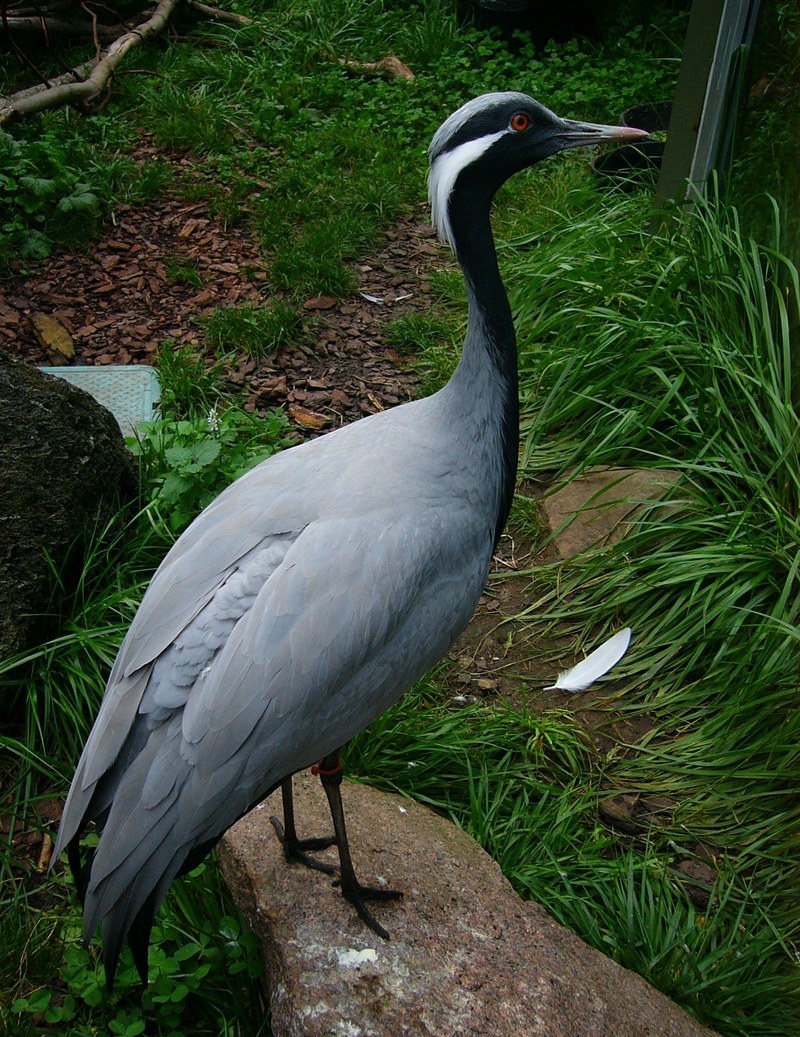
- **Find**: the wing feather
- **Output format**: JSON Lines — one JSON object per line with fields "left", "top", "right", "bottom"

{"left": 54, "top": 493, "right": 303, "bottom": 862}
{"left": 79, "top": 509, "right": 479, "bottom": 950}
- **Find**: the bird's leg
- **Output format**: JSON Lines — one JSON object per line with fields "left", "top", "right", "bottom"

{"left": 316, "top": 750, "right": 403, "bottom": 940}
{"left": 269, "top": 776, "right": 337, "bottom": 874}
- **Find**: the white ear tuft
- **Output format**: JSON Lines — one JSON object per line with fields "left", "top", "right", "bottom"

{"left": 428, "top": 131, "right": 506, "bottom": 247}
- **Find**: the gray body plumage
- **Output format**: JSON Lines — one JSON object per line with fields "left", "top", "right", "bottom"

{"left": 55, "top": 352, "right": 508, "bottom": 942}
{"left": 54, "top": 92, "right": 646, "bottom": 970}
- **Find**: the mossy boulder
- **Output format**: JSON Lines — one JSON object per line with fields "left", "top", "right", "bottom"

{"left": 0, "top": 350, "right": 137, "bottom": 661}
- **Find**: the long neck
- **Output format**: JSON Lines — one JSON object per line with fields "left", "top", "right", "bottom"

{"left": 446, "top": 182, "right": 519, "bottom": 545}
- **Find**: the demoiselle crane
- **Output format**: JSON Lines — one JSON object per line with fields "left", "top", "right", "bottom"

{"left": 53, "top": 94, "right": 647, "bottom": 984}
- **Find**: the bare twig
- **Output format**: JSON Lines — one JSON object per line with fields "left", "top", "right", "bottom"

{"left": 81, "top": 1, "right": 102, "bottom": 60}
{"left": 186, "top": 0, "right": 252, "bottom": 27}
{"left": 0, "top": 0, "right": 181, "bottom": 124}
{"left": 1, "top": 0, "right": 56, "bottom": 90}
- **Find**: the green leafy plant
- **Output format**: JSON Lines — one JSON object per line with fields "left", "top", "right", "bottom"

{"left": 130, "top": 404, "right": 293, "bottom": 533}
{"left": 0, "top": 128, "right": 101, "bottom": 263}
{"left": 8, "top": 865, "right": 265, "bottom": 1036}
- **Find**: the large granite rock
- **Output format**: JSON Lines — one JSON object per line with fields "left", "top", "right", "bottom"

{"left": 218, "top": 775, "right": 717, "bottom": 1037}
{"left": 0, "top": 351, "right": 137, "bottom": 660}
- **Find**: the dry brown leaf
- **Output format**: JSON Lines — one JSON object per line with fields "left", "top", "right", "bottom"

{"left": 303, "top": 295, "right": 337, "bottom": 311}
{"left": 31, "top": 313, "right": 75, "bottom": 361}
{"left": 288, "top": 404, "right": 330, "bottom": 429}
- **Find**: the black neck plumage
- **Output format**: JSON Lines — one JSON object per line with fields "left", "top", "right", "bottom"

{"left": 447, "top": 179, "right": 519, "bottom": 547}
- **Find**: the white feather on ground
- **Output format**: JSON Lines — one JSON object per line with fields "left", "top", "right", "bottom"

{"left": 545, "top": 628, "right": 632, "bottom": 693}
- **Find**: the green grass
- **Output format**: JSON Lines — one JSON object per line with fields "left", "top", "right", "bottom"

{"left": 202, "top": 301, "right": 306, "bottom": 357}
{"left": 345, "top": 675, "right": 797, "bottom": 1035}
{"left": 1, "top": 0, "right": 684, "bottom": 280}
{"left": 165, "top": 256, "right": 204, "bottom": 288}
{"left": 482, "top": 185, "right": 800, "bottom": 1033}
{"left": 384, "top": 311, "right": 457, "bottom": 355}
{"left": 153, "top": 340, "right": 227, "bottom": 419}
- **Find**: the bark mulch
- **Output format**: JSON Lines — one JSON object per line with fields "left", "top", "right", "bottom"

{"left": 0, "top": 187, "right": 445, "bottom": 432}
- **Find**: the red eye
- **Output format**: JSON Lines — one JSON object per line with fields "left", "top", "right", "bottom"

{"left": 510, "top": 112, "right": 531, "bottom": 132}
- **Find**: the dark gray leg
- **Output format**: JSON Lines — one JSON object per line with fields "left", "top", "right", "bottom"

{"left": 270, "top": 776, "right": 337, "bottom": 874}
{"left": 316, "top": 750, "right": 403, "bottom": 940}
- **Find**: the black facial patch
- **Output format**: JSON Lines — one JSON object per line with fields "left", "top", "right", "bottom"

{"left": 436, "top": 96, "right": 562, "bottom": 158}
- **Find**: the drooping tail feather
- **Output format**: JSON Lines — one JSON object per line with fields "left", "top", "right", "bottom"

{"left": 67, "top": 837, "right": 93, "bottom": 906}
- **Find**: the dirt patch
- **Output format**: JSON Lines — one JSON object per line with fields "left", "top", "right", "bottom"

{"left": 0, "top": 169, "right": 448, "bottom": 431}
{"left": 443, "top": 514, "right": 642, "bottom": 751}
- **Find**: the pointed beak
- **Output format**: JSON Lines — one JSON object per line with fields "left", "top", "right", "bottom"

{"left": 554, "top": 118, "right": 649, "bottom": 148}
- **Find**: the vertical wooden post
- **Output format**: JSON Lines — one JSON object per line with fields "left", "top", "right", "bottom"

{"left": 655, "top": 0, "right": 761, "bottom": 208}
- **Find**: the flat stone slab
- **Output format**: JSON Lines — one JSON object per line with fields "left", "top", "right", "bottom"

{"left": 218, "top": 776, "right": 716, "bottom": 1037}
{"left": 541, "top": 467, "right": 681, "bottom": 560}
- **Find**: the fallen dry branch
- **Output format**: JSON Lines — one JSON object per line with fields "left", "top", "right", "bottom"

{"left": 2, "top": 14, "right": 127, "bottom": 37}
{"left": 1, "top": 57, "right": 93, "bottom": 106}
{"left": 340, "top": 53, "right": 415, "bottom": 82}
{"left": 0, "top": 0, "right": 252, "bottom": 124}
{"left": 0, "top": 0, "right": 179, "bottom": 122}
{"left": 187, "top": 0, "right": 251, "bottom": 27}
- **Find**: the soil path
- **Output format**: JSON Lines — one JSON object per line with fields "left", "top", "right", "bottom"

{"left": 0, "top": 191, "right": 440, "bottom": 429}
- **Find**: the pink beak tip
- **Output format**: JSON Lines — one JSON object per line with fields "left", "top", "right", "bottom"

{"left": 620, "top": 126, "right": 650, "bottom": 141}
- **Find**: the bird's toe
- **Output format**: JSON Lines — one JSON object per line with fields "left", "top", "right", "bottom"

{"left": 269, "top": 815, "right": 338, "bottom": 874}
{"left": 333, "top": 876, "right": 404, "bottom": 939}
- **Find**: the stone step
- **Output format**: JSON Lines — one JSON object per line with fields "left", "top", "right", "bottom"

{"left": 540, "top": 467, "right": 682, "bottom": 559}
{"left": 218, "top": 775, "right": 717, "bottom": 1037}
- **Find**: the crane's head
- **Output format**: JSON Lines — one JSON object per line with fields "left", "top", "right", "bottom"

{"left": 428, "top": 92, "right": 648, "bottom": 247}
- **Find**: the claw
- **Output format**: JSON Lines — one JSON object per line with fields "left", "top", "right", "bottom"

{"left": 334, "top": 878, "right": 404, "bottom": 939}
{"left": 277, "top": 758, "right": 404, "bottom": 938}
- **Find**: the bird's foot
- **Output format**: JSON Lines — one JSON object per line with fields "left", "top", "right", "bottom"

{"left": 269, "top": 815, "right": 338, "bottom": 875}
{"left": 333, "top": 875, "right": 404, "bottom": 940}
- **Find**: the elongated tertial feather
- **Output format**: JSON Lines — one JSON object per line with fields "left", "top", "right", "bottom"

{"left": 545, "top": 628, "right": 632, "bottom": 693}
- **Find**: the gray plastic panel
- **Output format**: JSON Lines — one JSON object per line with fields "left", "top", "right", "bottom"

{"left": 41, "top": 365, "right": 161, "bottom": 436}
